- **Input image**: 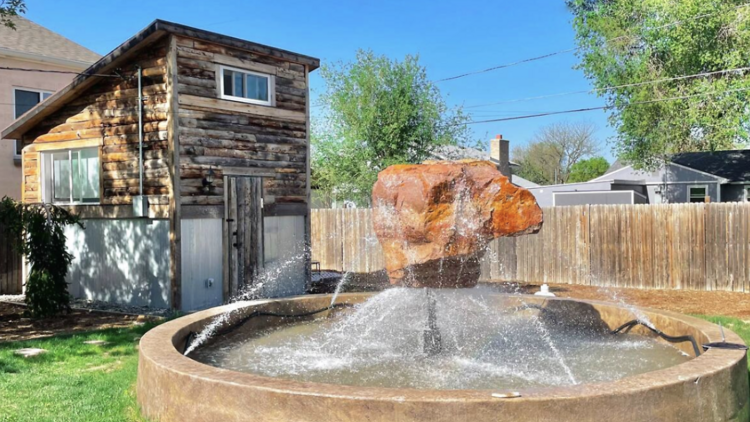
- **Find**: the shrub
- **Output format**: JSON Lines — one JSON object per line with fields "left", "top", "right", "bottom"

{"left": 0, "top": 197, "right": 81, "bottom": 318}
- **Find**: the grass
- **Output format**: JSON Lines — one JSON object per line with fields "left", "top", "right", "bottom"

{"left": 0, "top": 324, "right": 156, "bottom": 422}
{"left": 0, "top": 315, "right": 748, "bottom": 422}
{"left": 696, "top": 315, "right": 750, "bottom": 373}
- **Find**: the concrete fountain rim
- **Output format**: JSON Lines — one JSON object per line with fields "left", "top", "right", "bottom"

{"left": 138, "top": 292, "right": 747, "bottom": 403}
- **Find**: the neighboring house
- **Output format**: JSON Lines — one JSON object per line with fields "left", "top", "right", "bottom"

{"left": 311, "top": 135, "right": 538, "bottom": 209}
{"left": 0, "top": 16, "right": 99, "bottom": 199}
{"left": 527, "top": 149, "right": 750, "bottom": 207}
{"left": 2, "top": 20, "right": 319, "bottom": 311}
{"left": 428, "top": 135, "right": 539, "bottom": 188}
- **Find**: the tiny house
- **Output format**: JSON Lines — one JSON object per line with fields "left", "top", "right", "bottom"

{"left": 1, "top": 20, "right": 319, "bottom": 311}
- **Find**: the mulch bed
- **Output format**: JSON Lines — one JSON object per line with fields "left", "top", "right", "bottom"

{"left": 3, "top": 283, "right": 749, "bottom": 343}
{"left": 502, "top": 282, "right": 750, "bottom": 319}
{"left": 0, "top": 301, "right": 139, "bottom": 343}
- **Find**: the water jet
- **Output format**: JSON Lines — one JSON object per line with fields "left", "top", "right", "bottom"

{"left": 138, "top": 161, "right": 749, "bottom": 422}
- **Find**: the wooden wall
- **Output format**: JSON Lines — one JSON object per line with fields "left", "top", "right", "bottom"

{"left": 311, "top": 203, "right": 750, "bottom": 293}
{"left": 20, "top": 38, "right": 170, "bottom": 208}
{"left": 173, "top": 35, "right": 309, "bottom": 209}
{"left": 0, "top": 224, "right": 22, "bottom": 295}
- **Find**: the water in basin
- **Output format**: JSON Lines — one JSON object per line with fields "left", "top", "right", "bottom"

{"left": 192, "top": 287, "right": 690, "bottom": 390}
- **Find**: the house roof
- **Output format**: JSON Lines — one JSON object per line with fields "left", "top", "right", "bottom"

{"left": 2, "top": 19, "right": 320, "bottom": 140}
{"left": 0, "top": 16, "right": 99, "bottom": 67}
{"left": 427, "top": 145, "right": 536, "bottom": 187}
{"left": 603, "top": 160, "right": 627, "bottom": 176}
{"left": 671, "top": 149, "right": 750, "bottom": 182}
{"left": 428, "top": 144, "right": 520, "bottom": 167}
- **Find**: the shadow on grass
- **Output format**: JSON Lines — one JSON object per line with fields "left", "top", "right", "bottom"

{"left": 0, "top": 322, "right": 158, "bottom": 374}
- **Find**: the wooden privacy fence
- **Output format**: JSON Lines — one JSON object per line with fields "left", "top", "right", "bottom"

{"left": 0, "top": 224, "right": 22, "bottom": 294}
{"left": 311, "top": 203, "right": 750, "bottom": 293}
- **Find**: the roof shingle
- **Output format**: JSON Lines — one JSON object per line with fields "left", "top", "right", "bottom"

{"left": 0, "top": 16, "right": 99, "bottom": 66}
{"left": 671, "top": 149, "right": 750, "bottom": 182}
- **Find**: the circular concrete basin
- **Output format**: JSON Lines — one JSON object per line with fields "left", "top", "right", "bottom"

{"left": 137, "top": 293, "right": 749, "bottom": 422}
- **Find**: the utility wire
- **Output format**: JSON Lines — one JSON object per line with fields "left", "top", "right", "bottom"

{"left": 463, "top": 86, "right": 750, "bottom": 126}
{"left": 436, "top": 3, "right": 750, "bottom": 83}
{"left": 436, "top": 49, "right": 577, "bottom": 82}
{"left": 464, "top": 66, "right": 750, "bottom": 108}
{"left": 0, "top": 66, "right": 122, "bottom": 78}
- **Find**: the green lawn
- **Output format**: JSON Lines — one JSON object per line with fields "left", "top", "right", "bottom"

{"left": 0, "top": 324, "right": 155, "bottom": 422}
{"left": 0, "top": 316, "right": 748, "bottom": 422}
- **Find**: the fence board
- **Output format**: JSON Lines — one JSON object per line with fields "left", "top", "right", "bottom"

{"left": 311, "top": 203, "right": 750, "bottom": 293}
{"left": 0, "top": 224, "right": 22, "bottom": 295}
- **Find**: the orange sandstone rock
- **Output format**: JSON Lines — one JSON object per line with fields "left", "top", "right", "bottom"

{"left": 372, "top": 160, "right": 543, "bottom": 288}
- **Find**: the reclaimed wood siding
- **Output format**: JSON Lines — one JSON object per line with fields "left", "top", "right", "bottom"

{"left": 0, "top": 225, "right": 22, "bottom": 294}
{"left": 21, "top": 38, "right": 170, "bottom": 206}
{"left": 311, "top": 203, "right": 750, "bottom": 292}
{"left": 174, "top": 35, "right": 308, "bottom": 208}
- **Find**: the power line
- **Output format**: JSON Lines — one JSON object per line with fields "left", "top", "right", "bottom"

{"left": 463, "top": 86, "right": 750, "bottom": 126}
{"left": 436, "top": 3, "right": 750, "bottom": 83}
{"left": 0, "top": 66, "right": 122, "bottom": 78}
{"left": 464, "top": 66, "right": 750, "bottom": 108}
{"left": 436, "top": 49, "right": 576, "bottom": 82}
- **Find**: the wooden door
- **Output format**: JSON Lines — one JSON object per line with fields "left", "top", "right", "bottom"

{"left": 225, "top": 176, "right": 264, "bottom": 298}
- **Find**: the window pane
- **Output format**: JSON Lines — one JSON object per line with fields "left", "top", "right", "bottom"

{"left": 14, "top": 140, "right": 22, "bottom": 156}
{"left": 246, "top": 74, "right": 268, "bottom": 101}
{"left": 72, "top": 148, "right": 100, "bottom": 203}
{"left": 14, "top": 90, "right": 41, "bottom": 118}
{"left": 52, "top": 152, "right": 70, "bottom": 202}
{"left": 223, "top": 69, "right": 233, "bottom": 96}
{"left": 42, "top": 92, "right": 52, "bottom": 100}
{"left": 233, "top": 72, "right": 244, "bottom": 97}
{"left": 690, "top": 187, "right": 706, "bottom": 197}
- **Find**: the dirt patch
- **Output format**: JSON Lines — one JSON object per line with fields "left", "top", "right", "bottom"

{"left": 0, "top": 301, "right": 140, "bottom": 343}
{"left": 492, "top": 282, "right": 750, "bottom": 319}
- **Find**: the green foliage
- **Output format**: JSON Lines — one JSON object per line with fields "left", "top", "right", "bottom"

{"left": 312, "top": 50, "right": 472, "bottom": 204}
{"left": 0, "top": 197, "right": 81, "bottom": 318}
{"left": 0, "top": 325, "right": 155, "bottom": 421}
{"left": 0, "top": 0, "right": 26, "bottom": 28}
{"left": 512, "top": 121, "right": 600, "bottom": 185}
{"left": 568, "top": 156, "right": 610, "bottom": 183}
{"left": 568, "top": 0, "right": 750, "bottom": 169}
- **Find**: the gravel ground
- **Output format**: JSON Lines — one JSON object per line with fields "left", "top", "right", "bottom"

{"left": 0, "top": 295, "right": 171, "bottom": 317}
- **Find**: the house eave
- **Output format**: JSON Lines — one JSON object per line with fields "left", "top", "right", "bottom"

{"left": 0, "top": 47, "right": 94, "bottom": 70}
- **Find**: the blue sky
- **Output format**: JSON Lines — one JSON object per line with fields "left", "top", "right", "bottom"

{"left": 25, "top": 0, "right": 616, "bottom": 162}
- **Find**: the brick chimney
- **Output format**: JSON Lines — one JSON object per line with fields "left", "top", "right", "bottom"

{"left": 490, "top": 134, "right": 511, "bottom": 177}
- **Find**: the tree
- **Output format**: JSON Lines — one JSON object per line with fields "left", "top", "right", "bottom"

{"left": 568, "top": 0, "right": 750, "bottom": 169}
{"left": 0, "top": 197, "right": 81, "bottom": 318}
{"left": 312, "top": 50, "right": 471, "bottom": 204}
{"left": 1, "top": 0, "right": 26, "bottom": 29}
{"left": 512, "top": 121, "right": 599, "bottom": 185}
{"left": 568, "top": 156, "right": 610, "bottom": 183}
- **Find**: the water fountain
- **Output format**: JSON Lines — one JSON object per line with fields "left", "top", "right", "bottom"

{"left": 138, "top": 161, "right": 749, "bottom": 422}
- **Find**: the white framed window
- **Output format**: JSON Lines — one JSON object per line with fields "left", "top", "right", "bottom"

{"left": 687, "top": 184, "right": 709, "bottom": 203}
{"left": 218, "top": 65, "right": 273, "bottom": 106}
{"left": 13, "top": 88, "right": 53, "bottom": 159}
{"left": 41, "top": 147, "right": 100, "bottom": 204}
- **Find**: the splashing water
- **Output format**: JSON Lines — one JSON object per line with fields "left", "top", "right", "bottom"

{"left": 184, "top": 248, "right": 308, "bottom": 356}
{"left": 192, "top": 287, "right": 687, "bottom": 389}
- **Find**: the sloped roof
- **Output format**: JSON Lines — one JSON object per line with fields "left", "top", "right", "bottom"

{"left": 427, "top": 145, "right": 536, "bottom": 187}
{"left": 511, "top": 174, "right": 539, "bottom": 188}
{"left": 2, "top": 19, "right": 320, "bottom": 140}
{"left": 0, "top": 16, "right": 99, "bottom": 66}
{"left": 603, "top": 159, "right": 627, "bottom": 176}
{"left": 671, "top": 149, "right": 750, "bottom": 182}
{"left": 428, "top": 144, "right": 520, "bottom": 167}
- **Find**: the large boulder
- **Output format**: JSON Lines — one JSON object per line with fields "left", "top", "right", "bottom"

{"left": 372, "top": 160, "right": 543, "bottom": 288}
